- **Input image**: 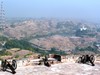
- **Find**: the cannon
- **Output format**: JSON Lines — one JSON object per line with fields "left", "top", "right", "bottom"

{"left": 42, "top": 55, "right": 51, "bottom": 67}
{"left": 37, "top": 55, "right": 51, "bottom": 67}
{"left": 76, "top": 54, "right": 95, "bottom": 66}
{"left": 1, "top": 59, "right": 17, "bottom": 74}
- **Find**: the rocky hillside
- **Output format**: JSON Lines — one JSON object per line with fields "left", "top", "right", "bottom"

{"left": 3, "top": 19, "right": 96, "bottom": 39}
{"left": 30, "top": 35, "right": 75, "bottom": 50}
{"left": 1, "top": 18, "right": 99, "bottom": 51}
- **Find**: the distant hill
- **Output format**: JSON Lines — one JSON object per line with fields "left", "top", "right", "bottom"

{"left": 0, "top": 18, "right": 100, "bottom": 53}
{"left": 3, "top": 19, "right": 97, "bottom": 39}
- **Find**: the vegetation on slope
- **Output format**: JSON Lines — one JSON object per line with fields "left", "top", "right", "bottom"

{"left": 2, "top": 38, "right": 66, "bottom": 56}
{"left": 0, "top": 36, "right": 8, "bottom": 41}
{"left": 4, "top": 39, "right": 33, "bottom": 50}
{"left": 0, "top": 50, "right": 12, "bottom": 56}
{"left": 75, "top": 46, "right": 99, "bottom": 54}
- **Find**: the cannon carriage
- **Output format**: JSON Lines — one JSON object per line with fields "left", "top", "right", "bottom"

{"left": 76, "top": 54, "right": 95, "bottom": 66}
{"left": 1, "top": 59, "right": 17, "bottom": 74}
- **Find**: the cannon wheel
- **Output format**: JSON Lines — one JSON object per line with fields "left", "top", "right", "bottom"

{"left": 1, "top": 60, "right": 7, "bottom": 71}
{"left": 81, "top": 55, "right": 85, "bottom": 63}
{"left": 76, "top": 57, "right": 82, "bottom": 63}
{"left": 12, "top": 60, "right": 17, "bottom": 70}
{"left": 90, "top": 55, "right": 95, "bottom": 63}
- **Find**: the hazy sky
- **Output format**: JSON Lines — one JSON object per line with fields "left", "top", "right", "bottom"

{"left": 2, "top": 0, "right": 100, "bottom": 21}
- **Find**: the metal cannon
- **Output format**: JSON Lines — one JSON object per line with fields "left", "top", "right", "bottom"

{"left": 1, "top": 59, "right": 17, "bottom": 74}
{"left": 76, "top": 54, "right": 95, "bottom": 66}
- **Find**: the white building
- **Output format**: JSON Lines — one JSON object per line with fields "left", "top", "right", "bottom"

{"left": 80, "top": 26, "right": 87, "bottom": 31}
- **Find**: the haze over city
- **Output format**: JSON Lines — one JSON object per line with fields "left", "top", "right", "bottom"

{"left": 1, "top": 0, "right": 99, "bottom": 23}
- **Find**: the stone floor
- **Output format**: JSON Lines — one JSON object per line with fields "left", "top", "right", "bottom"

{"left": 0, "top": 61, "right": 100, "bottom": 75}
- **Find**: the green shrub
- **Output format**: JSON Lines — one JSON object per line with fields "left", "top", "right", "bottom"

{"left": 15, "top": 54, "right": 19, "bottom": 58}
